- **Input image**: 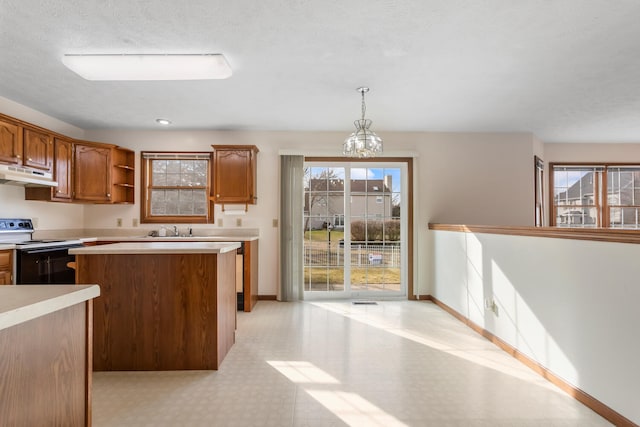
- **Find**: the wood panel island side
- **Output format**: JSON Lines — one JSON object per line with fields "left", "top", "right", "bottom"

{"left": 70, "top": 242, "right": 240, "bottom": 371}
{"left": 0, "top": 285, "right": 100, "bottom": 427}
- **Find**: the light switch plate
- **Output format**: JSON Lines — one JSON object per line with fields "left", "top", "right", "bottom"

{"left": 272, "top": 219, "right": 278, "bottom": 227}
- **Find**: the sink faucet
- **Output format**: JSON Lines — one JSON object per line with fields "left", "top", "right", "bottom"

{"left": 173, "top": 225, "right": 179, "bottom": 236}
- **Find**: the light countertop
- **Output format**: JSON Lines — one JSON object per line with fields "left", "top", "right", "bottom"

{"left": 0, "top": 284, "right": 100, "bottom": 331}
{"left": 94, "top": 235, "right": 259, "bottom": 242}
{"left": 32, "top": 228, "right": 259, "bottom": 242}
{"left": 0, "top": 244, "right": 15, "bottom": 250}
{"left": 70, "top": 241, "right": 242, "bottom": 255}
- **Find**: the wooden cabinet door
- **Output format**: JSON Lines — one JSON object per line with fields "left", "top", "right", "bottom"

{"left": 213, "top": 146, "right": 258, "bottom": 204}
{"left": 23, "top": 128, "right": 53, "bottom": 172}
{"left": 74, "top": 144, "right": 112, "bottom": 202}
{"left": 0, "top": 272, "right": 10, "bottom": 285}
{"left": 0, "top": 119, "right": 22, "bottom": 165}
{"left": 0, "top": 250, "right": 12, "bottom": 285}
{"left": 53, "top": 138, "right": 73, "bottom": 200}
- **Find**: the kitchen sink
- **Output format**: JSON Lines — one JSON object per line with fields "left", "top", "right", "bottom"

{"left": 146, "top": 234, "right": 198, "bottom": 238}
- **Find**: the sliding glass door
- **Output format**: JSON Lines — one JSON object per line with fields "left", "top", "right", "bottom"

{"left": 303, "top": 162, "right": 407, "bottom": 298}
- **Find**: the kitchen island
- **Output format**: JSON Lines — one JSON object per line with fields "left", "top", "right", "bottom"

{"left": 0, "top": 284, "right": 100, "bottom": 426}
{"left": 89, "top": 236, "right": 260, "bottom": 312}
{"left": 70, "top": 242, "right": 240, "bottom": 371}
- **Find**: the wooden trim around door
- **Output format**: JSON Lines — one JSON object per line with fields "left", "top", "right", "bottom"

{"left": 305, "top": 157, "right": 414, "bottom": 299}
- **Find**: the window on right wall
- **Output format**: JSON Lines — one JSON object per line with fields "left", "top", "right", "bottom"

{"left": 551, "top": 163, "right": 640, "bottom": 228}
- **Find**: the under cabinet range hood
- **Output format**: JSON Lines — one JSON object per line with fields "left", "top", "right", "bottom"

{"left": 0, "top": 164, "right": 58, "bottom": 187}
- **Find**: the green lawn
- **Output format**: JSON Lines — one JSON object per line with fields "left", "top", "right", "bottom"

{"left": 304, "top": 229, "right": 345, "bottom": 242}
{"left": 303, "top": 267, "right": 400, "bottom": 285}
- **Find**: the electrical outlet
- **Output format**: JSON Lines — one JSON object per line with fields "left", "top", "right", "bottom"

{"left": 116, "top": 218, "right": 123, "bottom": 227}
{"left": 236, "top": 218, "right": 242, "bottom": 227}
{"left": 484, "top": 298, "right": 499, "bottom": 316}
{"left": 32, "top": 217, "right": 39, "bottom": 228}
{"left": 272, "top": 218, "right": 278, "bottom": 227}
{"left": 217, "top": 218, "right": 223, "bottom": 227}
{"left": 132, "top": 218, "right": 139, "bottom": 227}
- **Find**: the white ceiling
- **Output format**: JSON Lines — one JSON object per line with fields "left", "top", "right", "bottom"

{"left": 2, "top": 0, "right": 640, "bottom": 142}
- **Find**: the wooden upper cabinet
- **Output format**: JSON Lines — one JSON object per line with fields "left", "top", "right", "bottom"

{"left": 27, "top": 140, "right": 135, "bottom": 204}
{"left": 23, "top": 128, "right": 53, "bottom": 172}
{"left": 111, "top": 148, "right": 135, "bottom": 204}
{"left": 74, "top": 143, "right": 112, "bottom": 202}
{"left": 0, "top": 112, "right": 135, "bottom": 204}
{"left": 0, "top": 119, "right": 22, "bottom": 165}
{"left": 212, "top": 145, "right": 258, "bottom": 205}
{"left": 52, "top": 138, "right": 73, "bottom": 200}
{"left": 0, "top": 117, "right": 54, "bottom": 172}
{"left": 24, "top": 137, "right": 73, "bottom": 202}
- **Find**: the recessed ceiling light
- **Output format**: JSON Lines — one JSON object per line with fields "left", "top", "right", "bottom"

{"left": 61, "top": 54, "right": 232, "bottom": 81}
{"left": 155, "top": 118, "right": 172, "bottom": 125}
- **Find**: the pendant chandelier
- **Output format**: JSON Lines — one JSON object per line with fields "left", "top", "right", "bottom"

{"left": 343, "top": 87, "right": 383, "bottom": 158}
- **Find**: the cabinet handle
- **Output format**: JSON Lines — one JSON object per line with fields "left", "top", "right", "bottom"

{"left": 107, "top": 193, "right": 111, "bottom": 197}
{"left": 16, "top": 155, "right": 21, "bottom": 159}
{"left": 28, "top": 158, "right": 32, "bottom": 161}
{"left": 216, "top": 194, "right": 220, "bottom": 197}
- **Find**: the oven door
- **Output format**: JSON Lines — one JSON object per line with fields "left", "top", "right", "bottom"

{"left": 17, "top": 245, "right": 80, "bottom": 284}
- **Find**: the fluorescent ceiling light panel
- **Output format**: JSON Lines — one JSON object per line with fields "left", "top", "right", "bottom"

{"left": 62, "top": 54, "right": 232, "bottom": 81}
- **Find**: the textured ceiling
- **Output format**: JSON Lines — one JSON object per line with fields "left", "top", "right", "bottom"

{"left": 1, "top": 0, "right": 640, "bottom": 142}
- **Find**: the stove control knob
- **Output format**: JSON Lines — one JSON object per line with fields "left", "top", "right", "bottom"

{"left": 9, "top": 222, "right": 14, "bottom": 227}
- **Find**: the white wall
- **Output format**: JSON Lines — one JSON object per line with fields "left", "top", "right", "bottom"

{"left": 432, "top": 229, "right": 640, "bottom": 424}
{"left": 419, "top": 132, "right": 535, "bottom": 226}
{"left": 0, "top": 184, "right": 84, "bottom": 230}
{"left": 545, "top": 142, "right": 640, "bottom": 163}
{"left": 0, "top": 96, "right": 85, "bottom": 139}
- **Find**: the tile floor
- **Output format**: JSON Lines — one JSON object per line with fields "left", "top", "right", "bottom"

{"left": 92, "top": 300, "right": 612, "bottom": 427}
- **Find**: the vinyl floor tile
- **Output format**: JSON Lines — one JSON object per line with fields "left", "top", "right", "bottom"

{"left": 92, "top": 300, "right": 613, "bottom": 427}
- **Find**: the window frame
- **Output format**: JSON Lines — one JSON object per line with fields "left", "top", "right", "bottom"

{"left": 140, "top": 151, "right": 214, "bottom": 224}
{"left": 534, "top": 156, "right": 545, "bottom": 227}
{"left": 550, "top": 162, "right": 640, "bottom": 229}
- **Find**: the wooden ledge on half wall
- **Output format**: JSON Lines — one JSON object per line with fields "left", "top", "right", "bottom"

{"left": 428, "top": 223, "right": 640, "bottom": 245}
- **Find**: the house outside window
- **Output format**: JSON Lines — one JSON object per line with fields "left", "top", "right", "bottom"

{"left": 551, "top": 163, "right": 640, "bottom": 228}
{"left": 304, "top": 175, "right": 393, "bottom": 230}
